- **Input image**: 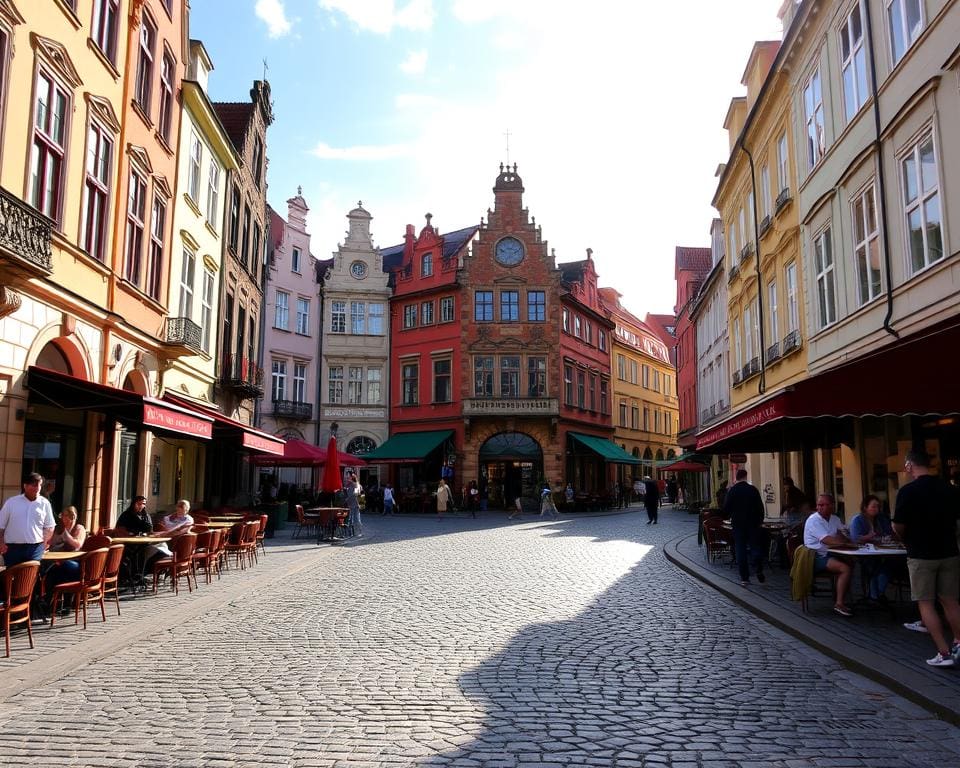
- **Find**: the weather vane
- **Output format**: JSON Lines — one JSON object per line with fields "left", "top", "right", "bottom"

{"left": 262, "top": 57, "right": 269, "bottom": 80}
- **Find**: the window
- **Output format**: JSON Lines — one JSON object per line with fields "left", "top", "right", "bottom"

{"left": 146, "top": 195, "right": 165, "bottom": 300}
{"left": 500, "top": 356, "right": 520, "bottom": 397}
{"left": 296, "top": 297, "right": 310, "bottom": 334}
{"left": 643, "top": 407, "right": 650, "bottom": 431}
{"left": 584, "top": 320, "right": 593, "bottom": 344}
{"left": 200, "top": 269, "right": 214, "bottom": 353}
{"left": 366, "top": 368, "right": 381, "bottom": 404}
{"left": 619, "top": 402, "right": 628, "bottom": 428}
{"left": 528, "top": 357, "right": 546, "bottom": 397}
{"left": 631, "top": 405, "right": 639, "bottom": 429}
{"left": 664, "top": 373, "right": 672, "bottom": 396}
{"left": 474, "top": 356, "right": 494, "bottom": 397}
{"left": 744, "top": 304, "right": 753, "bottom": 363}
{"left": 327, "top": 366, "right": 343, "bottom": 404}
{"left": 760, "top": 165, "right": 771, "bottom": 219}
{"left": 433, "top": 359, "right": 451, "bottom": 403}
{"left": 852, "top": 184, "right": 882, "bottom": 304}
{"left": 598, "top": 330, "right": 607, "bottom": 352}
{"left": 733, "top": 321, "right": 742, "bottom": 372}
{"left": 81, "top": 122, "right": 113, "bottom": 261}
{"left": 785, "top": 262, "right": 799, "bottom": 333}
{"left": 134, "top": 15, "right": 155, "bottom": 115}
{"left": 767, "top": 280, "right": 779, "bottom": 350}
{"left": 348, "top": 366, "right": 363, "bottom": 405}
{"left": 901, "top": 132, "right": 942, "bottom": 273}
{"left": 273, "top": 291, "right": 289, "bottom": 330}
{"left": 600, "top": 379, "right": 609, "bottom": 414}
{"left": 272, "top": 360, "right": 287, "bottom": 401}
{"left": 617, "top": 354, "right": 626, "bottom": 380}
{"left": 240, "top": 204, "right": 251, "bottom": 267}
{"left": 888, "top": 0, "right": 923, "bottom": 64}
{"left": 814, "top": 227, "right": 837, "bottom": 328}
{"left": 574, "top": 315, "right": 582, "bottom": 337}
{"left": 293, "top": 363, "right": 307, "bottom": 403}
{"left": 188, "top": 133, "right": 202, "bottom": 201}
{"left": 228, "top": 187, "right": 240, "bottom": 251}
{"left": 562, "top": 308, "right": 570, "bottom": 332}
{"left": 475, "top": 291, "right": 493, "bottom": 322}
{"left": 421, "top": 301, "right": 434, "bottom": 325}
{"left": 576, "top": 370, "right": 585, "bottom": 408}
{"left": 527, "top": 290, "right": 545, "bottom": 321}
{"left": 665, "top": 412, "right": 673, "bottom": 436}
{"left": 803, "top": 67, "right": 825, "bottom": 169}
{"left": 500, "top": 291, "right": 519, "bottom": 321}
{"left": 403, "top": 304, "right": 417, "bottom": 329}
{"left": 777, "top": 133, "right": 789, "bottom": 193}
{"left": 746, "top": 192, "right": 755, "bottom": 241}
{"left": 641, "top": 364, "right": 650, "bottom": 388}
{"left": 653, "top": 370, "right": 661, "bottom": 392}
{"left": 158, "top": 53, "right": 174, "bottom": 143}
{"left": 368, "top": 303, "right": 384, "bottom": 334}
{"left": 440, "top": 296, "right": 454, "bottom": 323}
{"left": 331, "top": 301, "right": 346, "bottom": 334}
{"left": 252, "top": 223, "right": 261, "bottom": 268}
{"left": 206, "top": 162, "right": 220, "bottom": 225}
{"left": 252, "top": 136, "right": 263, "bottom": 188}
{"left": 840, "top": 2, "right": 868, "bottom": 122}
{"left": 402, "top": 363, "right": 418, "bottom": 405}
{"left": 629, "top": 360, "right": 638, "bottom": 385}
{"left": 589, "top": 375, "right": 596, "bottom": 410}
{"left": 291, "top": 247, "right": 301, "bottom": 273}
{"left": 92, "top": 0, "right": 119, "bottom": 63}
{"left": 178, "top": 248, "right": 195, "bottom": 318}
{"left": 654, "top": 410, "right": 662, "bottom": 433}
{"left": 564, "top": 365, "right": 573, "bottom": 405}
{"left": 124, "top": 170, "right": 147, "bottom": 284}
{"left": 421, "top": 252, "right": 433, "bottom": 277}
{"left": 728, "top": 228, "right": 737, "bottom": 268}
{"left": 30, "top": 71, "right": 70, "bottom": 222}
{"left": 351, "top": 301, "right": 366, "bottom": 334}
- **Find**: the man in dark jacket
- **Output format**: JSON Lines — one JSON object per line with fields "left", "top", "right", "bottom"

{"left": 643, "top": 476, "right": 660, "bottom": 524}
{"left": 724, "top": 468, "right": 766, "bottom": 586}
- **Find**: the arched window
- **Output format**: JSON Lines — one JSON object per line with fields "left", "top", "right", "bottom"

{"left": 346, "top": 436, "right": 376, "bottom": 455}
{"left": 667, "top": 449, "right": 676, "bottom": 459}
{"left": 632, "top": 447, "right": 640, "bottom": 458}
{"left": 655, "top": 449, "right": 664, "bottom": 461}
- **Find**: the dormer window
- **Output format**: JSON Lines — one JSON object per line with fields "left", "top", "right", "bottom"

{"left": 421, "top": 252, "right": 433, "bottom": 277}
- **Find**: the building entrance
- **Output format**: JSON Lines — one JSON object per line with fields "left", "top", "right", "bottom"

{"left": 478, "top": 432, "right": 543, "bottom": 509}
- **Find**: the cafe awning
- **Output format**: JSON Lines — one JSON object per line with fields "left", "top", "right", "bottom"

{"left": 363, "top": 429, "right": 453, "bottom": 463}
{"left": 163, "top": 393, "right": 285, "bottom": 455}
{"left": 27, "top": 366, "right": 213, "bottom": 440}
{"left": 569, "top": 432, "right": 642, "bottom": 464}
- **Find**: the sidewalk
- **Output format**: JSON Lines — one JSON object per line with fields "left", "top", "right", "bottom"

{"left": 665, "top": 524, "right": 960, "bottom": 725}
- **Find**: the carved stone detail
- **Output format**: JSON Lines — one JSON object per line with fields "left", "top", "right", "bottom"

{"left": 0, "top": 284, "right": 21, "bottom": 319}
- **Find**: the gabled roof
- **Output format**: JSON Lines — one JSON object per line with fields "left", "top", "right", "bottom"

{"left": 675, "top": 246, "right": 712, "bottom": 274}
{"left": 380, "top": 224, "right": 478, "bottom": 272}
{"left": 558, "top": 260, "right": 588, "bottom": 284}
{"left": 212, "top": 102, "right": 255, "bottom": 151}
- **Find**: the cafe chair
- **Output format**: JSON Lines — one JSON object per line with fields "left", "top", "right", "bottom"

{"left": 50, "top": 547, "right": 110, "bottom": 630}
{"left": 702, "top": 518, "right": 732, "bottom": 564}
{"left": 255, "top": 514, "right": 268, "bottom": 557}
{"left": 151, "top": 533, "right": 198, "bottom": 595}
{"left": 193, "top": 529, "right": 221, "bottom": 584}
{"left": 293, "top": 505, "right": 318, "bottom": 540}
{"left": 222, "top": 523, "right": 248, "bottom": 570}
{"left": 83, "top": 533, "right": 113, "bottom": 552}
{"left": 101, "top": 544, "right": 126, "bottom": 616}
{"left": 189, "top": 530, "right": 213, "bottom": 586}
{"left": 1, "top": 560, "right": 40, "bottom": 657}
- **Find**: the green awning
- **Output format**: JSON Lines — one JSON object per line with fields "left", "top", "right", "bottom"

{"left": 363, "top": 429, "right": 453, "bottom": 463}
{"left": 654, "top": 452, "right": 707, "bottom": 468}
{"left": 569, "top": 432, "right": 642, "bottom": 464}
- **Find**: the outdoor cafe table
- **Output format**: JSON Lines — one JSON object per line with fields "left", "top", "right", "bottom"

{"left": 827, "top": 545, "right": 908, "bottom": 604}
{"left": 206, "top": 515, "right": 245, "bottom": 523}
{"left": 40, "top": 550, "right": 85, "bottom": 562}
{"left": 109, "top": 536, "right": 172, "bottom": 596}
{"left": 199, "top": 521, "right": 237, "bottom": 529}
{"left": 307, "top": 507, "right": 348, "bottom": 544}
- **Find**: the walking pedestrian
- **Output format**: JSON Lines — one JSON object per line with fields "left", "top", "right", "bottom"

{"left": 0, "top": 472, "right": 55, "bottom": 568}
{"left": 723, "top": 468, "right": 766, "bottom": 586}
{"left": 382, "top": 483, "right": 395, "bottom": 515}
{"left": 892, "top": 450, "right": 960, "bottom": 667}
{"left": 540, "top": 481, "right": 559, "bottom": 520}
{"left": 643, "top": 476, "right": 660, "bottom": 524}
{"left": 565, "top": 483, "right": 575, "bottom": 512}
{"left": 344, "top": 473, "right": 363, "bottom": 536}
{"left": 509, "top": 489, "right": 522, "bottom": 520}
{"left": 436, "top": 478, "right": 452, "bottom": 520}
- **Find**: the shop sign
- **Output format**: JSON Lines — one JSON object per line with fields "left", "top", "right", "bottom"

{"left": 243, "top": 431, "right": 284, "bottom": 455}
{"left": 143, "top": 403, "right": 212, "bottom": 439}
{"left": 463, "top": 397, "right": 560, "bottom": 416}
{"left": 696, "top": 396, "right": 785, "bottom": 449}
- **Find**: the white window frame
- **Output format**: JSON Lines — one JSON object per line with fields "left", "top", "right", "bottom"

{"left": 767, "top": 280, "right": 779, "bottom": 352}
{"left": 348, "top": 366, "right": 363, "bottom": 405}
{"left": 887, "top": 0, "right": 924, "bottom": 65}
{"left": 206, "top": 161, "right": 220, "bottom": 226}
{"left": 293, "top": 363, "right": 307, "bottom": 403}
{"left": 188, "top": 132, "right": 202, "bottom": 202}
{"left": 744, "top": 304, "right": 753, "bottom": 363}
{"left": 760, "top": 165, "right": 771, "bottom": 219}
{"left": 814, "top": 226, "right": 837, "bottom": 328}
{"left": 368, "top": 302, "right": 384, "bottom": 334}
{"left": 803, "top": 66, "right": 826, "bottom": 170}
{"left": 328, "top": 365, "right": 344, "bottom": 404}
{"left": 777, "top": 132, "right": 789, "bottom": 194}
{"left": 178, "top": 248, "right": 195, "bottom": 319}
{"left": 900, "top": 130, "right": 943, "bottom": 274}
{"left": 200, "top": 268, "right": 214, "bottom": 353}
{"left": 785, "top": 262, "right": 800, "bottom": 334}
{"left": 296, "top": 297, "right": 310, "bottom": 335}
{"left": 331, "top": 301, "right": 346, "bottom": 333}
{"left": 274, "top": 290, "right": 289, "bottom": 330}
{"left": 839, "top": 0, "right": 869, "bottom": 122}
{"left": 291, "top": 246, "right": 302, "bottom": 274}
{"left": 366, "top": 368, "right": 382, "bottom": 404}
{"left": 271, "top": 360, "right": 287, "bottom": 402}
{"left": 351, "top": 301, "right": 366, "bottom": 334}
{"left": 852, "top": 183, "right": 882, "bottom": 305}
{"left": 733, "top": 319, "right": 742, "bottom": 372}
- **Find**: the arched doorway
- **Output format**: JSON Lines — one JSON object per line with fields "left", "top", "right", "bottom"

{"left": 478, "top": 432, "right": 542, "bottom": 509}
{"left": 346, "top": 436, "right": 379, "bottom": 489}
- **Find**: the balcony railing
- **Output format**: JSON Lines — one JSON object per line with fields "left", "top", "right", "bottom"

{"left": 728, "top": 264, "right": 739, "bottom": 283}
{"left": 165, "top": 317, "right": 203, "bottom": 355}
{"left": 739, "top": 242, "right": 753, "bottom": 262}
{"left": 732, "top": 370, "right": 742, "bottom": 386}
{"left": 775, "top": 187, "right": 792, "bottom": 214}
{"left": 220, "top": 353, "right": 264, "bottom": 399}
{"left": 748, "top": 356, "right": 760, "bottom": 375}
{"left": 758, "top": 215, "right": 771, "bottom": 237}
{"left": 273, "top": 399, "right": 312, "bottom": 420}
{"left": 782, "top": 329, "right": 802, "bottom": 354}
{"left": 766, "top": 341, "right": 780, "bottom": 363}
{"left": 0, "top": 186, "right": 53, "bottom": 275}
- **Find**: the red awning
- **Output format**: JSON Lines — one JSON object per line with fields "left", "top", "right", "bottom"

{"left": 660, "top": 460, "right": 710, "bottom": 472}
{"left": 250, "top": 437, "right": 364, "bottom": 467}
{"left": 27, "top": 366, "right": 213, "bottom": 440}
{"left": 162, "top": 393, "right": 285, "bottom": 455}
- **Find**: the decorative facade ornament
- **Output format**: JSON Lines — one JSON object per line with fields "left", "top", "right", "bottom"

{"left": 30, "top": 33, "right": 83, "bottom": 89}
{"left": 0, "top": 0, "right": 26, "bottom": 30}
{"left": 85, "top": 93, "right": 121, "bottom": 133}
{"left": 0, "top": 285, "right": 21, "bottom": 319}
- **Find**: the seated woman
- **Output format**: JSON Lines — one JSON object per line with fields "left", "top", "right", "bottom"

{"left": 44, "top": 506, "right": 87, "bottom": 594}
{"left": 848, "top": 494, "right": 895, "bottom": 602}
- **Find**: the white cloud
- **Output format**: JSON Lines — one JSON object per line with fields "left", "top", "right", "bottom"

{"left": 255, "top": 0, "right": 293, "bottom": 38}
{"left": 395, "top": 92, "right": 438, "bottom": 109}
{"left": 399, "top": 49, "right": 428, "bottom": 75}
{"left": 319, "top": 0, "right": 434, "bottom": 35}
{"left": 309, "top": 141, "right": 411, "bottom": 161}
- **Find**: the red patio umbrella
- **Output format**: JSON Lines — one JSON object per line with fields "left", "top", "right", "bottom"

{"left": 320, "top": 433, "right": 342, "bottom": 494}
{"left": 660, "top": 460, "right": 709, "bottom": 472}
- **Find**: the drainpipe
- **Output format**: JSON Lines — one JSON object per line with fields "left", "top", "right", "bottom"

{"left": 863, "top": 0, "right": 899, "bottom": 339}
{"left": 314, "top": 265, "right": 326, "bottom": 446}
{"left": 741, "top": 141, "right": 766, "bottom": 395}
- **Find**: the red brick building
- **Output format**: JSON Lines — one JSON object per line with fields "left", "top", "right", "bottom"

{"left": 673, "top": 247, "right": 712, "bottom": 450}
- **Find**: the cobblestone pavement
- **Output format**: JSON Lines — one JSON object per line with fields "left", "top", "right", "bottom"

{"left": 2, "top": 508, "right": 960, "bottom": 767}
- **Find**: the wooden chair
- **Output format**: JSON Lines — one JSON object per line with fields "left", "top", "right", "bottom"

{"left": 785, "top": 535, "right": 837, "bottom": 613}
{"left": 50, "top": 548, "right": 110, "bottom": 630}
{"left": 241, "top": 520, "right": 260, "bottom": 567}
{"left": 193, "top": 529, "right": 222, "bottom": 584}
{"left": 1, "top": 561, "right": 40, "bottom": 657}
{"left": 255, "top": 513, "right": 268, "bottom": 557}
{"left": 190, "top": 530, "right": 213, "bottom": 585}
{"left": 702, "top": 519, "right": 733, "bottom": 564}
{"left": 101, "top": 544, "right": 126, "bottom": 616}
{"left": 293, "top": 504, "right": 318, "bottom": 539}
{"left": 191, "top": 524, "right": 210, "bottom": 533}
{"left": 83, "top": 533, "right": 113, "bottom": 551}
{"left": 152, "top": 533, "right": 198, "bottom": 595}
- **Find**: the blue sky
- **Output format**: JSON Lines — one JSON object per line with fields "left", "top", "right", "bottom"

{"left": 190, "top": 0, "right": 785, "bottom": 314}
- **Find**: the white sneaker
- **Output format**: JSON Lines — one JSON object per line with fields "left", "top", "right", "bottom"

{"left": 926, "top": 652, "right": 955, "bottom": 667}
{"left": 903, "top": 620, "right": 929, "bottom": 634}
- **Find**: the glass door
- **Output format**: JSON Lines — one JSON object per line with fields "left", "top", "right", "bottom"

{"left": 117, "top": 427, "right": 140, "bottom": 518}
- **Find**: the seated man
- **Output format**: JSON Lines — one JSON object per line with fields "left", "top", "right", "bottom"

{"left": 161, "top": 499, "right": 194, "bottom": 538}
{"left": 803, "top": 493, "right": 854, "bottom": 616}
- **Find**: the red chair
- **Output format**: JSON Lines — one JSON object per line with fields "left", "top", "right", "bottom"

{"left": 255, "top": 514, "right": 268, "bottom": 557}
{"left": 190, "top": 530, "right": 213, "bottom": 585}
{"left": 83, "top": 533, "right": 113, "bottom": 552}
{"left": 50, "top": 548, "right": 110, "bottom": 630}
{"left": 1, "top": 561, "right": 40, "bottom": 657}
{"left": 101, "top": 543, "right": 126, "bottom": 616}
{"left": 152, "top": 534, "right": 198, "bottom": 595}
{"left": 193, "top": 529, "right": 222, "bottom": 584}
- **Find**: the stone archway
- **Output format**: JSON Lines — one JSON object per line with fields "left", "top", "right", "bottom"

{"left": 478, "top": 432, "right": 543, "bottom": 509}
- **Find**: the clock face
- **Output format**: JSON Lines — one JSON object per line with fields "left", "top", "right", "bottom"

{"left": 350, "top": 261, "right": 367, "bottom": 279}
{"left": 495, "top": 237, "right": 524, "bottom": 266}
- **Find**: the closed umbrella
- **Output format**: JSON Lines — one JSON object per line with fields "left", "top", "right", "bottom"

{"left": 320, "top": 433, "right": 342, "bottom": 494}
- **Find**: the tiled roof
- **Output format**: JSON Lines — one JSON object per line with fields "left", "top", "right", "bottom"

{"left": 558, "top": 260, "right": 588, "bottom": 284}
{"left": 380, "top": 224, "right": 477, "bottom": 272}
{"left": 212, "top": 102, "right": 254, "bottom": 151}
{"left": 675, "top": 246, "right": 712, "bottom": 274}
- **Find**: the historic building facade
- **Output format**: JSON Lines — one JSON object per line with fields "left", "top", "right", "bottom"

{"left": 673, "top": 245, "right": 712, "bottom": 453}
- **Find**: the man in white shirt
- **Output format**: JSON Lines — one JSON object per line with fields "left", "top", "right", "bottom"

{"left": 802, "top": 493, "right": 854, "bottom": 616}
{"left": 0, "top": 472, "right": 56, "bottom": 567}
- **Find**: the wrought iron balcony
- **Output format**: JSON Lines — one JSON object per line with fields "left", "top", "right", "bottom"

{"left": 165, "top": 317, "right": 203, "bottom": 355}
{"left": 739, "top": 242, "right": 753, "bottom": 263}
{"left": 728, "top": 264, "right": 739, "bottom": 283}
{"left": 219, "top": 353, "right": 264, "bottom": 399}
{"left": 0, "top": 186, "right": 53, "bottom": 276}
{"left": 748, "top": 356, "right": 760, "bottom": 375}
{"left": 766, "top": 341, "right": 780, "bottom": 363}
{"left": 273, "top": 399, "right": 312, "bottom": 420}
{"left": 732, "top": 370, "right": 742, "bottom": 385}
{"left": 782, "top": 329, "right": 802, "bottom": 354}
{"left": 758, "top": 215, "right": 771, "bottom": 237}
{"left": 775, "top": 187, "right": 792, "bottom": 214}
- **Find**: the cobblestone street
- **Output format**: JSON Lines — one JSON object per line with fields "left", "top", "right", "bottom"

{"left": 2, "top": 509, "right": 960, "bottom": 767}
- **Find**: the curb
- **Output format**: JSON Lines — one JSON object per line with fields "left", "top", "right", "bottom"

{"left": 664, "top": 532, "right": 960, "bottom": 726}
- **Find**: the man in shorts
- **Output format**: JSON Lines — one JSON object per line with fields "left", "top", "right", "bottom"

{"left": 893, "top": 450, "right": 960, "bottom": 667}
{"left": 802, "top": 493, "right": 854, "bottom": 616}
